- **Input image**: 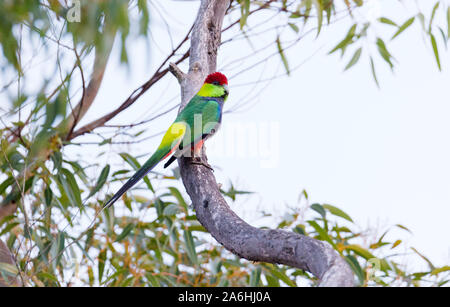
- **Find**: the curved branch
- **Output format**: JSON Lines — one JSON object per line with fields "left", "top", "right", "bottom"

{"left": 172, "top": 0, "right": 354, "bottom": 287}
{"left": 63, "top": 26, "right": 117, "bottom": 139}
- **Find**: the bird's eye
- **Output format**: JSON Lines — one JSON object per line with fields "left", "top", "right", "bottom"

{"left": 212, "top": 81, "right": 220, "bottom": 85}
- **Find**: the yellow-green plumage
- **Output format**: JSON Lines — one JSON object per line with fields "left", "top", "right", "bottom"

{"left": 103, "top": 73, "right": 228, "bottom": 209}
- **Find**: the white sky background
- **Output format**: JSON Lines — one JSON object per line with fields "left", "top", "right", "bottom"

{"left": 1, "top": 0, "right": 449, "bottom": 275}
{"left": 73, "top": 0, "right": 450, "bottom": 271}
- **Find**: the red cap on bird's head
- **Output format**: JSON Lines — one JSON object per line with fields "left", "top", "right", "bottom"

{"left": 205, "top": 72, "right": 228, "bottom": 85}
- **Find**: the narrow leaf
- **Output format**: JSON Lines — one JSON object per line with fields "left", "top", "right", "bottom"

{"left": 183, "top": 229, "right": 198, "bottom": 265}
{"left": 391, "top": 17, "right": 415, "bottom": 40}
{"left": 98, "top": 249, "right": 107, "bottom": 283}
{"left": 430, "top": 33, "right": 442, "bottom": 71}
{"left": 89, "top": 164, "right": 110, "bottom": 197}
{"left": 411, "top": 247, "right": 435, "bottom": 270}
{"left": 376, "top": 38, "right": 394, "bottom": 69}
{"left": 322, "top": 204, "right": 354, "bottom": 222}
{"left": 115, "top": 223, "right": 134, "bottom": 242}
{"left": 329, "top": 24, "right": 357, "bottom": 55}
{"left": 310, "top": 203, "right": 326, "bottom": 218}
{"left": 428, "top": 2, "right": 440, "bottom": 33}
{"left": 344, "top": 47, "right": 362, "bottom": 71}
{"left": 344, "top": 244, "right": 376, "bottom": 261}
{"left": 378, "top": 17, "right": 397, "bottom": 27}
{"left": 431, "top": 266, "right": 450, "bottom": 276}
{"left": 276, "top": 37, "right": 290, "bottom": 75}
{"left": 312, "top": 0, "right": 323, "bottom": 36}
{"left": 307, "top": 220, "right": 336, "bottom": 248}
{"left": 447, "top": 6, "right": 450, "bottom": 39}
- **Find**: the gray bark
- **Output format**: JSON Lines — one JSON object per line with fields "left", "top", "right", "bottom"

{"left": 170, "top": 0, "right": 354, "bottom": 287}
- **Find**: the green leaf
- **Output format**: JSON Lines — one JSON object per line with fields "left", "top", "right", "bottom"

{"left": 447, "top": 6, "right": 450, "bottom": 39}
{"left": 88, "top": 164, "right": 110, "bottom": 197}
{"left": 322, "top": 204, "right": 354, "bottom": 222}
{"left": 344, "top": 47, "right": 362, "bottom": 71}
{"left": 249, "top": 267, "right": 261, "bottom": 286}
{"left": 312, "top": 0, "right": 323, "bottom": 36}
{"left": 428, "top": 2, "right": 440, "bottom": 33}
{"left": 391, "top": 17, "right": 415, "bottom": 40}
{"left": 307, "top": 220, "right": 336, "bottom": 248}
{"left": 98, "top": 249, "right": 107, "bottom": 283}
{"left": 137, "top": 0, "right": 149, "bottom": 35}
{"left": 168, "top": 187, "right": 188, "bottom": 211}
{"left": 391, "top": 239, "right": 402, "bottom": 249}
{"left": 220, "top": 183, "right": 253, "bottom": 201}
{"left": 345, "top": 255, "right": 365, "bottom": 285}
{"left": 378, "top": 17, "right": 397, "bottom": 27}
{"left": 417, "top": 12, "right": 426, "bottom": 31}
{"left": 430, "top": 33, "right": 442, "bottom": 71}
{"left": 240, "top": 0, "right": 250, "bottom": 29}
{"left": 183, "top": 229, "right": 198, "bottom": 265}
{"left": 376, "top": 38, "right": 394, "bottom": 69}
{"left": 163, "top": 204, "right": 180, "bottom": 216}
{"left": 438, "top": 27, "right": 448, "bottom": 49}
{"left": 37, "top": 272, "right": 60, "bottom": 284}
{"left": 120, "top": 153, "right": 154, "bottom": 193}
{"left": 370, "top": 56, "right": 380, "bottom": 88}
{"left": 293, "top": 225, "right": 305, "bottom": 235}
{"left": 87, "top": 266, "right": 94, "bottom": 286}
{"left": 264, "top": 264, "right": 297, "bottom": 287}
{"left": 44, "top": 185, "right": 53, "bottom": 207}
{"left": 395, "top": 224, "right": 412, "bottom": 233}
{"left": 187, "top": 224, "right": 207, "bottom": 233}
{"left": 344, "top": 244, "right": 376, "bottom": 261}
{"left": 115, "top": 223, "right": 134, "bottom": 242}
{"left": 265, "top": 274, "right": 280, "bottom": 287}
{"left": 411, "top": 247, "right": 435, "bottom": 270}
{"left": 288, "top": 22, "right": 299, "bottom": 33}
{"left": 0, "top": 222, "right": 19, "bottom": 236}
{"left": 120, "top": 152, "right": 140, "bottom": 170}
{"left": 55, "top": 232, "right": 66, "bottom": 266}
{"left": 276, "top": 37, "right": 290, "bottom": 75}
{"left": 329, "top": 24, "right": 357, "bottom": 56}
{"left": 310, "top": 203, "right": 326, "bottom": 218}
{"left": 58, "top": 168, "right": 82, "bottom": 208}
{"left": 0, "top": 177, "right": 14, "bottom": 195}
{"left": 431, "top": 266, "right": 450, "bottom": 276}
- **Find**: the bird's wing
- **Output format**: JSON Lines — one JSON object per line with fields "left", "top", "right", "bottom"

{"left": 163, "top": 99, "right": 221, "bottom": 168}
{"left": 103, "top": 122, "right": 186, "bottom": 208}
{"left": 178, "top": 98, "right": 221, "bottom": 142}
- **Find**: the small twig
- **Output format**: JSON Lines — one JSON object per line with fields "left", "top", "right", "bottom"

{"left": 168, "top": 63, "right": 186, "bottom": 83}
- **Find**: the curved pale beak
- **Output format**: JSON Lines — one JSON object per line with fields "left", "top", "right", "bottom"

{"left": 223, "top": 84, "right": 229, "bottom": 96}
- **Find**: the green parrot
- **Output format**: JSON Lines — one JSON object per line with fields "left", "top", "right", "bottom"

{"left": 103, "top": 72, "right": 229, "bottom": 209}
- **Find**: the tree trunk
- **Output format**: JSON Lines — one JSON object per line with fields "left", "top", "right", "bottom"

{"left": 170, "top": 0, "right": 354, "bottom": 287}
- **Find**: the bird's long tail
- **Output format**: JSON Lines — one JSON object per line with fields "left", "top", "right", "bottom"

{"left": 102, "top": 121, "right": 186, "bottom": 209}
{"left": 102, "top": 149, "right": 168, "bottom": 209}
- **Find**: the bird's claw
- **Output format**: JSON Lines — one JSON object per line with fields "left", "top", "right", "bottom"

{"left": 190, "top": 160, "right": 214, "bottom": 172}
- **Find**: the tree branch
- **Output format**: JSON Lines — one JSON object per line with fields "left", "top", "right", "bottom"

{"left": 68, "top": 26, "right": 193, "bottom": 140}
{"left": 63, "top": 26, "right": 117, "bottom": 139}
{"left": 171, "top": 0, "right": 354, "bottom": 287}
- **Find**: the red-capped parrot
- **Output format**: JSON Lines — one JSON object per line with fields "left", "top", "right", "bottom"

{"left": 103, "top": 72, "right": 229, "bottom": 209}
